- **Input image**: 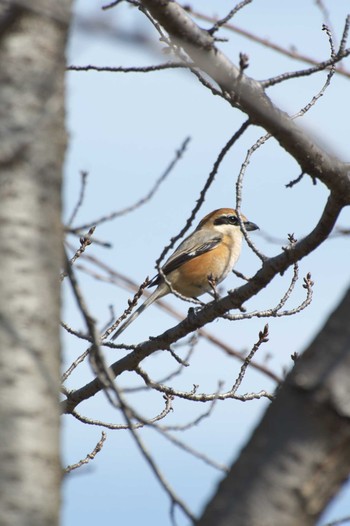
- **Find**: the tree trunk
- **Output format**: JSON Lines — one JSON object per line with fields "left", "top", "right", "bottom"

{"left": 198, "top": 287, "right": 350, "bottom": 526}
{"left": 0, "top": 2, "right": 70, "bottom": 525}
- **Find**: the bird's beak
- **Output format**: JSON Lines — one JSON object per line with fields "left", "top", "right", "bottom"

{"left": 244, "top": 220, "right": 259, "bottom": 231}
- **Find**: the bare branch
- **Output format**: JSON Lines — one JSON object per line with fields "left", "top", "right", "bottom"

{"left": 224, "top": 269, "right": 313, "bottom": 322}
{"left": 156, "top": 428, "right": 229, "bottom": 473}
{"left": 70, "top": 136, "right": 190, "bottom": 232}
{"left": 61, "top": 347, "right": 90, "bottom": 383}
{"left": 60, "top": 320, "right": 90, "bottom": 342}
{"left": 70, "top": 393, "right": 174, "bottom": 430}
{"left": 138, "top": 0, "right": 350, "bottom": 202}
{"left": 64, "top": 432, "right": 107, "bottom": 473}
{"left": 155, "top": 119, "right": 250, "bottom": 268}
{"left": 106, "top": 277, "right": 150, "bottom": 338}
{"left": 61, "top": 194, "right": 341, "bottom": 414}
{"left": 135, "top": 366, "right": 274, "bottom": 403}
{"left": 261, "top": 47, "right": 348, "bottom": 89}
{"left": 63, "top": 250, "right": 116, "bottom": 396}
{"left": 61, "top": 227, "right": 96, "bottom": 281}
{"left": 115, "top": 386, "right": 196, "bottom": 523}
{"left": 67, "top": 62, "right": 187, "bottom": 73}
{"left": 102, "top": 0, "right": 140, "bottom": 10}
{"left": 339, "top": 15, "right": 350, "bottom": 54}
{"left": 314, "top": 0, "right": 335, "bottom": 39}
{"left": 207, "top": 0, "right": 253, "bottom": 36}
{"left": 186, "top": 7, "right": 350, "bottom": 79}
{"left": 158, "top": 388, "right": 222, "bottom": 431}
{"left": 72, "top": 253, "right": 281, "bottom": 382}
{"left": 231, "top": 324, "right": 269, "bottom": 395}
{"left": 197, "top": 287, "right": 350, "bottom": 526}
{"left": 66, "top": 171, "right": 88, "bottom": 227}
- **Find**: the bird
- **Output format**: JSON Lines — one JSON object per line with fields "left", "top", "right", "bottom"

{"left": 111, "top": 208, "right": 259, "bottom": 340}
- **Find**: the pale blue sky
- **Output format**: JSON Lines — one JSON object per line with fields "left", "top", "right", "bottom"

{"left": 63, "top": 1, "right": 350, "bottom": 524}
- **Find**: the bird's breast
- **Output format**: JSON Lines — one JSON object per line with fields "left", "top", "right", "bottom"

{"left": 166, "top": 236, "right": 242, "bottom": 297}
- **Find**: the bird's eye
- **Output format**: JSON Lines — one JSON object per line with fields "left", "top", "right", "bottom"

{"left": 214, "top": 214, "right": 239, "bottom": 226}
{"left": 228, "top": 215, "right": 239, "bottom": 225}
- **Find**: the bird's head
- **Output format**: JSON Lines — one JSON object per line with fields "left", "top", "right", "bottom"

{"left": 196, "top": 208, "right": 259, "bottom": 234}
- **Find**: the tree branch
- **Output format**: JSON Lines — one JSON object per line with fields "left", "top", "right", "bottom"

{"left": 197, "top": 286, "right": 350, "bottom": 526}
{"left": 139, "top": 0, "right": 350, "bottom": 201}
{"left": 61, "top": 193, "right": 342, "bottom": 413}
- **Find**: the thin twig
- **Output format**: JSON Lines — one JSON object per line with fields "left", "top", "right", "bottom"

{"left": 70, "top": 393, "right": 174, "bottom": 430}
{"left": 224, "top": 270, "right": 314, "bottom": 321}
{"left": 64, "top": 432, "right": 107, "bottom": 473}
{"left": 185, "top": 7, "right": 350, "bottom": 79}
{"left": 115, "top": 386, "right": 196, "bottom": 522}
{"left": 314, "top": 0, "right": 335, "bottom": 43}
{"left": 135, "top": 366, "right": 274, "bottom": 403}
{"left": 262, "top": 18, "right": 347, "bottom": 88}
{"left": 67, "top": 62, "right": 187, "bottom": 73}
{"left": 61, "top": 196, "right": 342, "bottom": 414}
{"left": 61, "top": 348, "right": 90, "bottom": 382}
{"left": 61, "top": 227, "right": 96, "bottom": 281}
{"left": 102, "top": 0, "right": 139, "bottom": 9}
{"left": 66, "top": 171, "right": 88, "bottom": 227}
{"left": 155, "top": 119, "right": 251, "bottom": 269}
{"left": 68, "top": 253, "right": 281, "bottom": 382}
{"left": 207, "top": 0, "right": 253, "bottom": 36}
{"left": 231, "top": 325, "right": 269, "bottom": 395}
{"left": 158, "top": 386, "right": 222, "bottom": 431}
{"left": 64, "top": 250, "right": 115, "bottom": 394}
{"left": 70, "top": 137, "right": 190, "bottom": 232}
{"left": 262, "top": 47, "right": 349, "bottom": 88}
{"left": 237, "top": 23, "right": 338, "bottom": 228}
{"left": 156, "top": 427, "right": 229, "bottom": 472}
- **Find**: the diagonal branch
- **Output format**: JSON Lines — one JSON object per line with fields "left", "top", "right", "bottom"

{"left": 61, "top": 193, "right": 343, "bottom": 413}
{"left": 197, "top": 286, "right": 350, "bottom": 526}
{"left": 139, "top": 0, "right": 350, "bottom": 202}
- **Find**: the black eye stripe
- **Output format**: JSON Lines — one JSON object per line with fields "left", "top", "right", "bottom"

{"left": 214, "top": 215, "right": 239, "bottom": 226}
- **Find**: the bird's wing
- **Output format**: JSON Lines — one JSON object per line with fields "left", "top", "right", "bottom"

{"left": 148, "top": 232, "right": 222, "bottom": 288}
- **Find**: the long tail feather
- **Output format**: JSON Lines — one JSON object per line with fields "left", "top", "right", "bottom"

{"left": 111, "top": 287, "right": 165, "bottom": 340}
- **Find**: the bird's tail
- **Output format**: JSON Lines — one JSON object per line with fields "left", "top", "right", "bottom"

{"left": 111, "top": 287, "right": 165, "bottom": 340}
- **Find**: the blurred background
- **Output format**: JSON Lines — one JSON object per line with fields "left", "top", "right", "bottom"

{"left": 62, "top": 1, "right": 350, "bottom": 524}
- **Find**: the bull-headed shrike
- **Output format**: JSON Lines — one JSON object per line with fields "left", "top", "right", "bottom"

{"left": 111, "top": 208, "right": 259, "bottom": 340}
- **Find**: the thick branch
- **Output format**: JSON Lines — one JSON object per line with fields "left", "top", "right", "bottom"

{"left": 61, "top": 194, "right": 342, "bottom": 413}
{"left": 140, "top": 0, "right": 350, "bottom": 202}
{"left": 0, "top": 1, "right": 70, "bottom": 523}
{"left": 197, "top": 286, "right": 350, "bottom": 526}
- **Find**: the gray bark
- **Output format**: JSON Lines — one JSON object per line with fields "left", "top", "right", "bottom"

{"left": 0, "top": 2, "right": 71, "bottom": 525}
{"left": 140, "top": 0, "right": 350, "bottom": 202}
{"left": 198, "top": 287, "right": 350, "bottom": 526}
{"left": 62, "top": 0, "right": 350, "bottom": 416}
{"left": 126, "top": 4, "right": 350, "bottom": 522}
